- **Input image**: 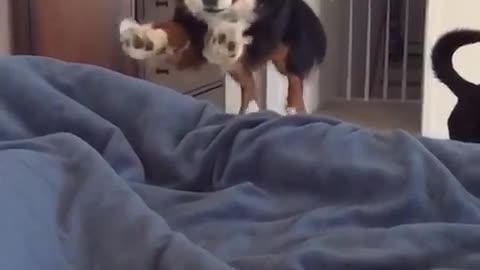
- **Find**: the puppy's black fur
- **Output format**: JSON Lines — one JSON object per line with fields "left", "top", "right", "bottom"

{"left": 174, "top": 0, "right": 327, "bottom": 78}
{"left": 172, "top": 5, "right": 208, "bottom": 55}
{"left": 431, "top": 29, "right": 480, "bottom": 143}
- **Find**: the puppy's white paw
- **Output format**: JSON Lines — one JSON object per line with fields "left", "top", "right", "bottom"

{"left": 285, "top": 107, "right": 297, "bottom": 115}
{"left": 119, "top": 18, "right": 168, "bottom": 60}
{"left": 119, "top": 18, "right": 139, "bottom": 35}
{"left": 203, "top": 21, "right": 251, "bottom": 70}
{"left": 240, "top": 100, "right": 259, "bottom": 114}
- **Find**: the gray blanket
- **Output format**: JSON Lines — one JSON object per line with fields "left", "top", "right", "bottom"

{"left": 1, "top": 56, "right": 480, "bottom": 270}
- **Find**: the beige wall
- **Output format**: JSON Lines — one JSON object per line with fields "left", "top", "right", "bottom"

{"left": 0, "top": 0, "right": 11, "bottom": 55}
{"left": 422, "top": 0, "right": 480, "bottom": 138}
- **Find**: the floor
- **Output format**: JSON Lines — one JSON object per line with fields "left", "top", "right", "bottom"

{"left": 316, "top": 100, "right": 422, "bottom": 135}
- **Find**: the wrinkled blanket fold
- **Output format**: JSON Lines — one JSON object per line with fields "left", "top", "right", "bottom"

{"left": 1, "top": 56, "right": 480, "bottom": 270}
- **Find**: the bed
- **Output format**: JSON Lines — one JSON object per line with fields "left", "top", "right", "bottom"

{"left": 1, "top": 55, "right": 480, "bottom": 270}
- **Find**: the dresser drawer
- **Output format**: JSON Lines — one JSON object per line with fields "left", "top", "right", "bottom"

{"left": 143, "top": 57, "right": 224, "bottom": 94}
{"left": 194, "top": 84, "right": 225, "bottom": 109}
{"left": 142, "top": 0, "right": 174, "bottom": 22}
{"left": 137, "top": 0, "right": 226, "bottom": 109}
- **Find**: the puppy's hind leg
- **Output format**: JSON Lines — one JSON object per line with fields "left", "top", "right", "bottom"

{"left": 285, "top": 75, "right": 305, "bottom": 115}
{"left": 271, "top": 45, "right": 306, "bottom": 115}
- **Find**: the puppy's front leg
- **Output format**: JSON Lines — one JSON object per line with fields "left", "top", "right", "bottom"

{"left": 203, "top": 21, "right": 252, "bottom": 70}
{"left": 119, "top": 18, "right": 190, "bottom": 61}
{"left": 119, "top": 18, "right": 168, "bottom": 60}
{"left": 229, "top": 67, "right": 260, "bottom": 114}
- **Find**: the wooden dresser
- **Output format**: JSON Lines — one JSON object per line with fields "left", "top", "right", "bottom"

{"left": 9, "top": 0, "right": 226, "bottom": 109}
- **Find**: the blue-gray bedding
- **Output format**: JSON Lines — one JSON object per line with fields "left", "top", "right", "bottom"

{"left": 1, "top": 55, "right": 480, "bottom": 270}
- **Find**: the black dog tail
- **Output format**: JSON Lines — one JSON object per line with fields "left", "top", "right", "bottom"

{"left": 431, "top": 29, "right": 480, "bottom": 100}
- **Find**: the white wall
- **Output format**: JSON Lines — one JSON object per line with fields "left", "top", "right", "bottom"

{"left": 0, "top": 0, "right": 11, "bottom": 55}
{"left": 317, "top": 0, "right": 348, "bottom": 104}
{"left": 422, "top": 0, "right": 480, "bottom": 138}
{"left": 301, "top": 0, "right": 321, "bottom": 112}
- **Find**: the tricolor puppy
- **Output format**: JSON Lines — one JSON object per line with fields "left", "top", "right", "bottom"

{"left": 120, "top": 0, "right": 327, "bottom": 114}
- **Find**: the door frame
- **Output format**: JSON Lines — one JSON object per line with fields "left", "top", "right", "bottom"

{"left": 9, "top": 0, "right": 32, "bottom": 54}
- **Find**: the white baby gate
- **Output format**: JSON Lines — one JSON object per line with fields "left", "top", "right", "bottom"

{"left": 225, "top": 0, "right": 426, "bottom": 134}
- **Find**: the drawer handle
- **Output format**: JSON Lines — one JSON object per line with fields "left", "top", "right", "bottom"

{"left": 155, "top": 1, "right": 168, "bottom": 7}
{"left": 155, "top": 68, "right": 170, "bottom": 75}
